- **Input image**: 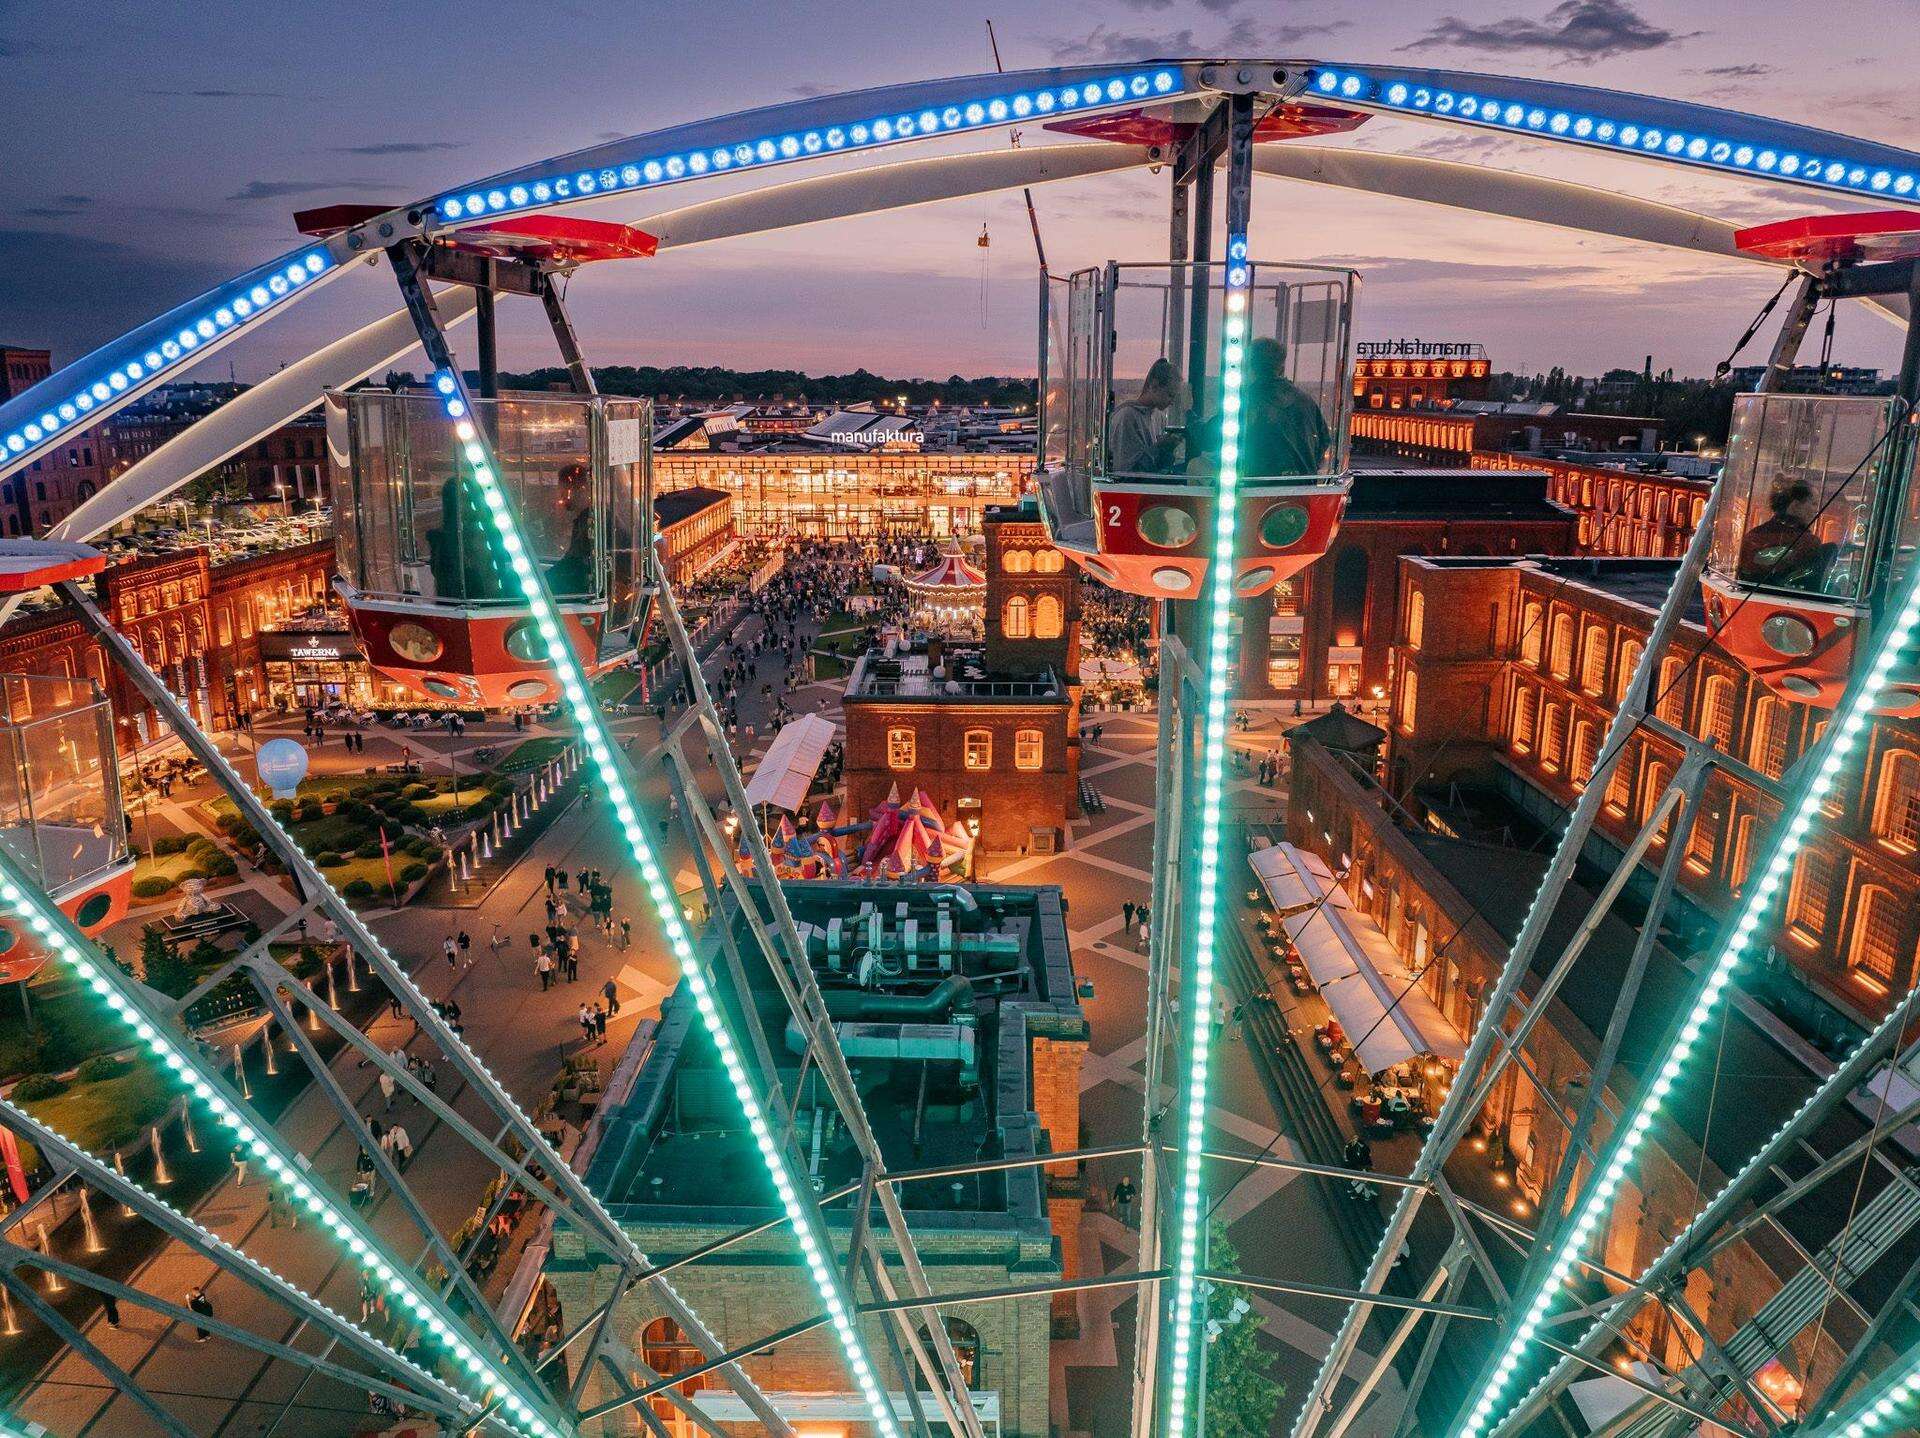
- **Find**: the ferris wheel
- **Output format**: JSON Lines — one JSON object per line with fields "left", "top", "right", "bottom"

{"left": 0, "top": 53, "right": 1915, "bottom": 1438}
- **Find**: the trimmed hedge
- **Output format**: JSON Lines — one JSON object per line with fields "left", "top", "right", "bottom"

{"left": 131, "top": 875, "right": 175, "bottom": 899}
{"left": 354, "top": 840, "right": 383, "bottom": 859}
{"left": 74, "top": 1055, "right": 130, "bottom": 1083}
{"left": 315, "top": 851, "right": 345, "bottom": 868}
{"left": 399, "top": 860, "right": 429, "bottom": 883}
{"left": 12, "top": 1073, "right": 68, "bottom": 1101}
{"left": 341, "top": 878, "right": 376, "bottom": 899}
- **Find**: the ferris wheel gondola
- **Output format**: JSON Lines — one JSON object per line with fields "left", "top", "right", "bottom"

{"left": 1701, "top": 212, "right": 1920, "bottom": 715}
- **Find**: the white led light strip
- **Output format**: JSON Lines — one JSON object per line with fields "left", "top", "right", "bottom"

{"left": 429, "top": 370, "right": 901, "bottom": 1438}
{"left": 0, "top": 851, "right": 550, "bottom": 1437}
{"left": 434, "top": 68, "right": 1180, "bottom": 224}
{"left": 1162, "top": 234, "right": 1253, "bottom": 1438}
{"left": 1457, "top": 536, "right": 1920, "bottom": 1438}
{"left": 1309, "top": 67, "right": 1920, "bottom": 201}
{"left": 0, "top": 251, "right": 332, "bottom": 469}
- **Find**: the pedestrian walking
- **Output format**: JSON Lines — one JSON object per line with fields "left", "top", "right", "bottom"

{"left": 1122, "top": 899, "right": 1136, "bottom": 932}
{"left": 578, "top": 1003, "right": 595, "bottom": 1046}
{"left": 456, "top": 929, "right": 471, "bottom": 959}
{"left": 544, "top": 865, "right": 557, "bottom": 893}
{"left": 102, "top": 1293, "right": 121, "bottom": 1328}
{"left": 1111, "top": 1175, "right": 1137, "bottom": 1226}
{"left": 619, "top": 918, "right": 632, "bottom": 950}
{"left": 442, "top": 935, "right": 457, "bottom": 968}
{"left": 602, "top": 977, "right": 620, "bottom": 1015}
{"left": 592, "top": 1002, "right": 608, "bottom": 1041}
{"left": 187, "top": 1286, "right": 213, "bottom": 1342}
{"left": 389, "top": 1122, "right": 413, "bottom": 1166}
{"left": 378, "top": 1068, "right": 396, "bottom": 1112}
{"left": 536, "top": 950, "right": 555, "bottom": 990}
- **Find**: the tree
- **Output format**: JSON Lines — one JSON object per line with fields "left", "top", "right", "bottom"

{"left": 1202, "top": 1221, "right": 1285, "bottom": 1438}
{"left": 138, "top": 925, "right": 194, "bottom": 999}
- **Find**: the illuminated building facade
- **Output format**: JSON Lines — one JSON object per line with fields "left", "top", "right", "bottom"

{"left": 843, "top": 502, "right": 1081, "bottom": 855}
{"left": 653, "top": 450, "right": 1031, "bottom": 540}
{"left": 1473, "top": 451, "right": 1710, "bottom": 558}
{"left": 1351, "top": 407, "right": 1663, "bottom": 461}
{"left": 1351, "top": 338, "right": 1492, "bottom": 410}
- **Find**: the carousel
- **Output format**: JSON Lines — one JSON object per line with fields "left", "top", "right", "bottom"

{"left": 899, "top": 540, "right": 986, "bottom": 637}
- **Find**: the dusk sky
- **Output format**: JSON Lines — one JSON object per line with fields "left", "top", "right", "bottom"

{"left": 3, "top": 0, "right": 1914, "bottom": 385}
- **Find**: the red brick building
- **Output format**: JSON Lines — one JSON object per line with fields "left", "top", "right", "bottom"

{"left": 1350, "top": 340, "right": 1491, "bottom": 411}
{"left": 843, "top": 501, "right": 1081, "bottom": 856}
{"left": 651, "top": 486, "right": 737, "bottom": 587}
{"left": 1473, "top": 451, "right": 1709, "bottom": 558}
{"left": 1387, "top": 554, "right": 1920, "bottom": 1028}
{"left": 1352, "top": 407, "right": 1663, "bottom": 462}
{"left": 1233, "top": 466, "right": 1578, "bottom": 703}
{"left": 0, "top": 541, "right": 336, "bottom": 754}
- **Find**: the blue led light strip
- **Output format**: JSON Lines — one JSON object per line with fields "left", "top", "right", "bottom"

{"left": 1162, "top": 235, "right": 1254, "bottom": 1438}
{"left": 0, "top": 249, "right": 334, "bottom": 472}
{"left": 1310, "top": 67, "right": 1920, "bottom": 202}
{"left": 0, "top": 847, "right": 548, "bottom": 1436}
{"left": 1455, "top": 531, "right": 1920, "bottom": 1438}
{"left": 428, "top": 370, "right": 901, "bottom": 1438}
{"left": 433, "top": 68, "right": 1180, "bottom": 222}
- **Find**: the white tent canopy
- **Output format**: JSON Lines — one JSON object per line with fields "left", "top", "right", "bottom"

{"left": 1282, "top": 883, "right": 1467, "bottom": 1074}
{"left": 742, "top": 714, "right": 838, "bottom": 813}
{"left": 1252, "top": 840, "right": 1351, "bottom": 914}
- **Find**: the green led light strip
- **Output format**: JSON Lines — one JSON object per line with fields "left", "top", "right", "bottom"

{"left": 0, "top": 864, "right": 527, "bottom": 1434}
{"left": 1162, "top": 234, "right": 1254, "bottom": 1438}
{"left": 1801, "top": 1353, "right": 1920, "bottom": 1437}
{"left": 432, "top": 369, "right": 899, "bottom": 1438}
{"left": 1459, "top": 516, "right": 1920, "bottom": 1438}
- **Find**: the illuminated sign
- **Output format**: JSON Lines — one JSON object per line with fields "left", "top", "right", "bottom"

{"left": 1356, "top": 339, "right": 1487, "bottom": 359}
{"left": 258, "top": 632, "right": 363, "bottom": 663}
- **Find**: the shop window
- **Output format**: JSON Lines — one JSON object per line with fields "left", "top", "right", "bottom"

{"left": 1015, "top": 728, "right": 1043, "bottom": 771}
{"left": 1849, "top": 885, "right": 1904, "bottom": 991}
{"left": 1511, "top": 684, "right": 1537, "bottom": 753}
{"left": 887, "top": 727, "right": 916, "bottom": 770}
{"left": 1406, "top": 590, "right": 1425, "bottom": 649}
{"left": 1873, "top": 750, "right": 1920, "bottom": 853}
{"left": 1547, "top": 611, "right": 1574, "bottom": 679}
{"left": 964, "top": 728, "right": 992, "bottom": 771}
{"left": 1033, "top": 594, "right": 1063, "bottom": 640}
{"left": 1579, "top": 626, "right": 1608, "bottom": 695}
{"left": 1003, "top": 596, "right": 1031, "bottom": 638}
{"left": 1786, "top": 847, "right": 1839, "bottom": 946}
{"left": 1003, "top": 548, "right": 1033, "bottom": 574}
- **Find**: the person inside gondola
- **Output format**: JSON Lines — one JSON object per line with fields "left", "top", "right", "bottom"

{"left": 428, "top": 471, "right": 512, "bottom": 601}
{"left": 1105, "top": 359, "right": 1182, "bottom": 476}
{"left": 544, "top": 462, "right": 597, "bottom": 596}
{"left": 1738, "top": 478, "right": 1836, "bottom": 592}
{"left": 1239, "top": 337, "right": 1330, "bottom": 477}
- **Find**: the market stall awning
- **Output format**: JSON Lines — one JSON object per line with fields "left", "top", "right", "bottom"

{"left": 742, "top": 713, "right": 838, "bottom": 813}
{"left": 1252, "top": 840, "right": 1351, "bottom": 914}
{"left": 1285, "top": 891, "right": 1468, "bottom": 1074}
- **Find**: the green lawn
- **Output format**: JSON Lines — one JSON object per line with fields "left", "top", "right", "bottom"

{"left": 411, "top": 786, "right": 494, "bottom": 820}
{"left": 592, "top": 669, "right": 641, "bottom": 705}
{"left": 16, "top": 1057, "right": 176, "bottom": 1167}
{"left": 0, "top": 974, "right": 117, "bottom": 1081}
{"left": 128, "top": 849, "right": 215, "bottom": 893}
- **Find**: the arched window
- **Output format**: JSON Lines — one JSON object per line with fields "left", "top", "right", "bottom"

{"left": 1642, "top": 761, "right": 1674, "bottom": 843}
{"left": 1547, "top": 611, "right": 1574, "bottom": 679}
{"left": 1699, "top": 673, "right": 1737, "bottom": 750}
{"left": 1033, "top": 594, "right": 1063, "bottom": 639}
{"left": 1873, "top": 750, "right": 1920, "bottom": 853}
{"left": 1729, "top": 812, "right": 1757, "bottom": 895}
{"left": 1786, "top": 846, "right": 1839, "bottom": 945}
{"left": 1541, "top": 702, "right": 1567, "bottom": 770}
{"left": 1749, "top": 697, "right": 1790, "bottom": 781}
{"left": 1003, "top": 596, "right": 1031, "bottom": 638}
{"left": 1571, "top": 719, "right": 1598, "bottom": 788}
{"left": 1015, "top": 728, "right": 1043, "bottom": 771}
{"left": 1406, "top": 590, "right": 1426, "bottom": 649}
{"left": 1655, "top": 655, "right": 1688, "bottom": 724}
{"left": 1330, "top": 545, "right": 1369, "bottom": 645}
{"left": 1511, "top": 684, "right": 1537, "bottom": 753}
{"left": 1615, "top": 637, "right": 1643, "bottom": 702}
{"left": 887, "top": 727, "right": 916, "bottom": 770}
{"left": 1033, "top": 548, "right": 1064, "bottom": 573}
{"left": 1002, "top": 548, "right": 1033, "bottom": 574}
{"left": 641, "top": 1318, "right": 712, "bottom": 1434}
{"left": 1400, "top": 671, "right": 1419, "bottom": 733}
{"left": 964, "top": 728, "right": 992, "bottom": 771}
{"left": 1850, "top": 885, "right": 1905, "bottom": 991}
{"left": 1579, "top": 626, "right": 1608, "bottom": 694}
{"left": 919, "top": 1316, "right": 982, "bottom": 1387}
{"left": 1684, "top": 800, "right": 1719, "bottom": 874}
{"left": 1519, "top": 601, "right": 1545, "bottom": 666}
{"left": 1605, "top": 740, "right": 1636, "bottom": 814}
